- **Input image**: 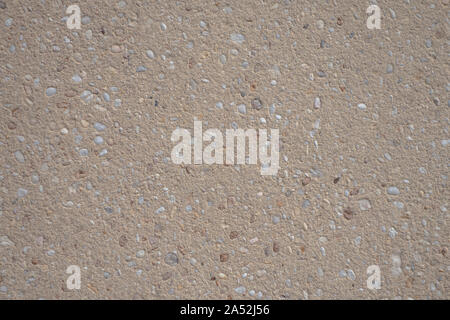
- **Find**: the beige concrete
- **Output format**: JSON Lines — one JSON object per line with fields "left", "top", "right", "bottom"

{"left": 0, "top": 0, "right": 448, "bottom": 299}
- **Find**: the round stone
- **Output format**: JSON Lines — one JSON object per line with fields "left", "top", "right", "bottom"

{"left": 164, "top": 252, "right": 179, "bottom": 266}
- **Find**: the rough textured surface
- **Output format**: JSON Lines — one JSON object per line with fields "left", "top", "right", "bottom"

{"left": 0, "top": 0, "right": 448, "bottom": 299}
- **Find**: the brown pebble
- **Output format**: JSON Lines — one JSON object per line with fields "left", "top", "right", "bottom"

{"left": 111, "top": 45, "right": 121, "bottom": 53}
{"left": 162, "top": 272, "right": 172, "bottom": 280}
{"left": 302, "top": 177, "right": 311, "bottom": 186}
{"left": 65, "top": 89, "right": 78, "bottom": 97}
{"left": 57, "top": 102, "right": 70, "bottom": 109}
{"left": 229, "top": 231, "right": 239, "bottom": 240}
{"left": 337, "top": 17, "right": 343, "bottom": 26}
{"left": 75, "top": 168, "right": 88, "bottom": 179}
{"left": 333, "top": 177, "right": 340, "bottom": 184}
{"left": 31, "top": 258, "right": 39, "bottom": 265}
{"left": 118, "top": 235, "right": 127, "bottom": 247}
{"left": 343, "top": 208, "right": 354, "bottom": 220}
{"left": 273, "top": 241, "right": 280, "bottom": 253}
{"left": 220, "top": 253, "right": 229, "bottom": 262}
{"left": 441, "top": 247, "right": 448, "bottom": 256}
{"left": 7, "top": 121, "right": 16, "bottom": 130}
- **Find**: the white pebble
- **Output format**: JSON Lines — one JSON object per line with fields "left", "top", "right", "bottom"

{"left": 46, "top": 87, "right": 57, "bottom": 96}
{"left": 359, "top": 199, "right": 371, "bottom": 211}
{"left": 14, "top": 150, "right": 25, "bottom": 163}
{"left": 237, "top": 104, "right": 246, "bottom": 114}
{"left": 94, "top": 122, "right": 106, "bottom": 131}
{"left": 136, "top": 250, "right": 145, "bottom": 258}
{"left": 387, "top": 186, "right": 400, "bottom": 195}
{"left": 357, "top": 103, "right": 367, "bottom": 110}
{"left": 94, "top": 136, "right": 104, "bottom": 145}
{"left": 17, "top": 188, "right": 28, "bottom": 198}
{"left": 314, "top": 97, "right": 321, "bottom": 109}
{"left": 146, "top": 50, "right": 155, "bottom": 59}
{"left": 230, "top": 33, "right": 245, "bottom": 44}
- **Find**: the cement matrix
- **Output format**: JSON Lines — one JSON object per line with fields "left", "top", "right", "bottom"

{"left": 0, "top": 0, "right": 448, "bottom": 299}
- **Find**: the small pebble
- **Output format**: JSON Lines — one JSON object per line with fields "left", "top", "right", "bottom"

{"left": 387, "top": 186, "right": 400, "bottom": 195}
{"left": 357, "top": 103, "right": 367, "bottom": 110}
{"left": 94, "top": 136, "right": 104, "bottom": 145}
{"left": 14, "top": 151, "right": 25, "bottom": 163}
{"left": 237, "top": 104, "right": 246, "bottom": 114}
{"left": 94, "top": 122, "right": 106, "bottom": 131}
{"left": 146, "top": 50, "right": 155, "bottom": 59}
{"left": 164, "top": 252, "right": 178, "bottom": 266}
{"left": 111, "top": 45, "right": 121, "bottom": 53}
{"left": 46, "top": 87, "right": 57, "bottom": 96}
{"left": 230, "top": 33, "right": 245, "bottom": 44}
{"left": 136, "top": 250, "right": 145, "bottom": 258}
{"left": 234, "top": 286, "right": 246, "bottom": 294}
{"left": 359, "top": 199, "right": 371, "bottom": 211}
{"left": 251, "top": 98, "right": 263, "bottom": 110}
{"left": 17, "top": 188, "right": 28, "bottom": 198}
{"left": 386, "top": 64, "right": 394, "bottom": 74}
{"left": 314, "top": 97, "right": 321, "bottom": 109}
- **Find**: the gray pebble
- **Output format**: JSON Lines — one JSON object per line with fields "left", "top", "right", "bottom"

{"left": 155, "top": 207, "right": 165, "bottom": 214}
{"left": 94, "top": 122, "right": 106, "bottom": 131}
{"left": 237, "top": 104, "right": 247, "bottom": 114}
{"left": 136, "top": 250, "right": 145, "bottom": 258}
{"left": 146, "top": 50, "right": 155, "bottom": 59}
{"left": 81, "top": 16, "right": 91, "bottom": 25}
{"left": 14, "top": 150, "right": 25, "bottom": 163}
{"left": 79, "top": 149, "right": 89, "bottom": 156}
{"left": 393, "top": 201, "right": 404, "bottom": 209}
{"left": 230, "top": 33, "right": 245, "bottom": 44}
{"left": 136, "top": 66, "right": 147, "bottom": 72}
{"left": 387, "top": 186, "right": 400, "bottom": 195}
{"left": 314, "top": 97, "right": 321, "bottom": 109}
{"left": 72, "top": 75, "right": 82, "bottom": 83}
{"left": 386, "top": 64, "right": 394, "bottom": 73}
{"left": 302, "top": 199, "right": 310, "bottom": 208}
{"left": 347, "top": 269, "right": 356, "bottom": 280}
{"left": 357, "top": 103, "right": 367, "bottom": 110}
{"left": 359, "top": 199, "right": 371, "bottom": 211}
{"left": 389, "top": 227, "right": 398, "bottom": 239}
{"left": 46, "top": 87, "right": 57, "bottom": 96}
{"left": 251, "top": 98, "right": 263, "bottom": 110}
{"left": 17, "top": 188, "right": 28, "bottom": 198}
{"left": 164, "top": 252, "right": 179, "bottom": 266}
{"left": 234, "top": 286, "right": 246, "bottom": 294}
{"left": 31, "top": 174, "right": 40, "bottom": 183}
{"left": 94, "top": 136, "right": 104, "bottom": 145}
